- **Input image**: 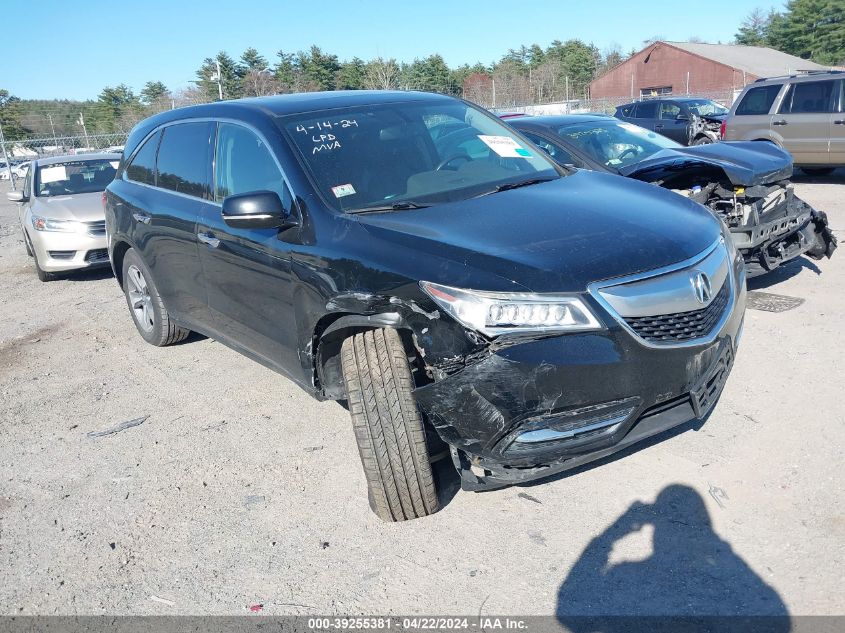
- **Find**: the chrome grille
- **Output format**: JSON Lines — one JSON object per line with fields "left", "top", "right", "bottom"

{"left": 85, "top": 220, "right": 106, "bottom": 236}
{"left": 625, "top": 282, "right": 730, "bottom": 342}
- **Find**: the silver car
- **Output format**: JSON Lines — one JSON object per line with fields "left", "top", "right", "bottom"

{"left": 6, "top": 153, "right": 121, "bottom": 281}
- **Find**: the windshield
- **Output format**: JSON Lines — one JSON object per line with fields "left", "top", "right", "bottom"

{"left": 36, "top": 159, "right": 118, "bottom": 197}
{"left": 556, "top": 120, "right": 680, "bottom": 170}
{"left": 685, "top": 99, "right": 729, "bottom": 117}
{"left": 282, "top": 100, "right": 559, "bottom": 212}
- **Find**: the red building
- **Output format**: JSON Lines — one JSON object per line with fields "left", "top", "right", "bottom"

{"left": 589, "top": 41, "right": 829, "bottom": 100}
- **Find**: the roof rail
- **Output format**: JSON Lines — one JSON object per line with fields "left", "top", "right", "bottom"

{"left": 754, "top": 69, "right": 843, "bottom": 82}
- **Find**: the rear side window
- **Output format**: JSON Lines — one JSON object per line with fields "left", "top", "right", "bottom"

{"left": 125, "top": 130, "right": 161, "bottom": 185}
{"left": 736, "top": 84, "right": 782, "bottom": 115}
{"left": 779, "top": 80, "right": 836, "bottom": 114}
{"left": 617, "top": 104, "right": 634, "bottom": 117}
{"left": 214, "top": 123, "right": 287, "bottom": 203}
{"left": 635, "top": 102, "right": 658, "bottom": 118}
{"left": 157, "top": 122, "right": 213, "bottom": 198}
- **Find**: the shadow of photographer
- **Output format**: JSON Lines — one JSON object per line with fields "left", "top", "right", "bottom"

{"left": 556, "top": 484, "right": 789, "bottom": 633}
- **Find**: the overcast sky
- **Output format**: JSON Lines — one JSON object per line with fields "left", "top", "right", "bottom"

{"left": 5, "top": 0, "right": 782, "bottom": 100}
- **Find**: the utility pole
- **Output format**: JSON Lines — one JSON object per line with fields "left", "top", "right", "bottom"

{"left": 491, "top": 78, "right": 496, "bottom": 109}
{"left": 686, "top": 71, "right": 690, "bottom": 95}
{"left": 0, "top": 120, "right": 16, "bottom": 189}
{"left": 77, "top": 113, "right": 90, "bottom": 151}
{"left": 211, "top": 60, "right": 224, "bottom": 100}
{"left": 47, "top": 114, "right": 58, "bottom": 154}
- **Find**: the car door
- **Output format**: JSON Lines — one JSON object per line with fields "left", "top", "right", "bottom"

{"left": 655, "top": 101, "right": 689, "bottom": 144}
{"left": 772, "top": 79, "right": 836, "bottom": 165}
{"left": 122, "top": 122, "right": 214, "bottom": 327}
{"left": 830, "top": 79, "right": 845, "bottom": 166}
{"left": 197, "top": 121, "right": 300, "bottom": 376}
{"left": 725, "top": 83, "right": 784, "bottom": 142}
{"left": 632, "top": 101, "right": 659, "bottom": 134}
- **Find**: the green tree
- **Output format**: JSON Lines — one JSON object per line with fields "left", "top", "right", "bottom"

{"left": 140, "top": 81, "right": 169, "bottom": 106}
{"left": 336, "top": 57, "right": 366, "bottom": 90}
{"left": 297, "top": 46, "right": 340, "bottom": 91}
{"left": 239, "top": 47, "right": 268, "bottom": 73}
{"left": 92, "top": 84, "right": 141, "bottom": 133}
{"left": 0, "top": 89, "right": 29, "bottom": 140}
{"left": 274, "top": 51, "right": 302, "bottom": 92}
{"left": 767, "top": 0, "right": 845, "bottom": 64}
{"left": 405, "top": 54, "right": 454, "bottom": 93}
{"left": 196, "top": 51, "right": 241, "bottom": 100}
{"left": 735, "top": 8, "right": 776, "bottom": 46}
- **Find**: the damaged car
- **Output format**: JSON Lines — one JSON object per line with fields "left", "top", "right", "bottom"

{"left": 106, "top": 91, "right": 746, "bottom": 522}
{"left": 511, "top": 115, "right": 837, "bottom": 277}
{"left": 615, "top": 97, "right": 728, "bottom": 145}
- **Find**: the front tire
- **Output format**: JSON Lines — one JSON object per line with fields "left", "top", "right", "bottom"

{"left": 692, "top": 136, "right": 713, "bottom": 145}
{"left": 341, "top": 328, "right": 440, "bottom": 522}
{"left": 121, "top": 248, "right": 189, "bottom": 346}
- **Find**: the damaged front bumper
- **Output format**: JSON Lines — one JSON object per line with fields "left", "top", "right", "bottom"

{"left": 729, "top": 191, "right": 837, "bottom": 277}
{"left": 414, "top": 252, "right": 747, "bottom": 491}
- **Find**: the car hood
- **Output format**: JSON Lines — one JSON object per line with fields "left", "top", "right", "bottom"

{"left": 31, "top": 192, "right": 105, "bottom": 222}
{"left": 619, "top": 141, "right": 793, "bottom": 186}
{"left": 357, "top": 171, "right": 720, "bottom": 293}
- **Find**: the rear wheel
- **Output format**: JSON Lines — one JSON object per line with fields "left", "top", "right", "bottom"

{"left": 692, "top": 136, "right": 713, "bottom": 145}
{"left": 121, "top": 248, "right": 189, "bottom": 346}
{"left": 341, "top": 328, "right": 440, "bottom": 522}
{"left": 801, "top": 167, "right": 835, "bottom": 177}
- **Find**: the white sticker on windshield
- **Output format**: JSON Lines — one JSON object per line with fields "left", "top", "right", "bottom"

{"left": 110, "top": 161, "right": 119, "bottom": 169}
{"left": 478, "top": 135, "right": 532, "bottom": 158}
{"left": 39, "top": 166, "right": 67, "bottom": 183}
{"left": 331, "top": 183, "right": 356, "bottom": 198}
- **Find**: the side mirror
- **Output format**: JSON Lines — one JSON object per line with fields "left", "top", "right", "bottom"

{"left": 221, "top": 190, "right": 295, "bottom": 230}
{"left": 6, "top": 190, "right": 26, "bottom": 202}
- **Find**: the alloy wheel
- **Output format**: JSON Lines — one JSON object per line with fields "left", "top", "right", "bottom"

{"left": 127, "top": 264, "right": 154, "bottom": 332}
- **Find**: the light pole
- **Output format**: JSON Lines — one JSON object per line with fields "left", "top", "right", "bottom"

{"left": 47, "top": 113, "right": 58, "bottom": 154}
{"left": 77, "top": 113, "right": 90, "bottom": 151}
{"left": 211, "top": 60, "right": 224, "bottom": 100}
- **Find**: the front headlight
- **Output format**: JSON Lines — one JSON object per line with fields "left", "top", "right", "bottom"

{"left": 31, "top": 216, "right": 80, "bottom": 232}
{"left": 420, "top": 281, "right": 603, "bottom": 338}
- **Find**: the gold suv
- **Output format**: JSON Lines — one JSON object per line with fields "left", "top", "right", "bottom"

{"left": 723, "top": 71, "right": 844, "bottom": 176}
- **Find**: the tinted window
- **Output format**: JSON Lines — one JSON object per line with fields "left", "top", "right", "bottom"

{"left": 780, "top": 80, "right": 835, "bottom": 114}
{"left": 215, "top": 123, "right": 287, "bottom": 202}
{"left": 617, "top": 104, "right": 635, "bottom": 117}
{"left": 659, "top": 102, "right": 681, "bottom": 119}
{"left": 736, "top": 84, "right": 783, "bottom": 115}
{"left": 157, "top": 123, "right": 213, "bottom": 198}
{"left": 126, "top": 130, "right": 161, "bottom": 185}
{"left": 635, "top": 101, "right": 658, "bottom": 118}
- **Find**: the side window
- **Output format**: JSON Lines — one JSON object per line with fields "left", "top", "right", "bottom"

{"left": 735, "top": 84, "right": 783, "bottom": 115}
{"left": 522, "top": 132, "right": 578, "bottom": 166}
{"left": 779, "top": 80, "right": 836, "bottom": 114}
{"left": 635, "top": 101, "right": 658, "bottom": 118}
{"left": 125, "top": 130, "right": 161, "bottom": 185}
{"left": 214, "top": 123, "right": 290, "bottom": 206}
{"left": 659, "top": 102, "right": 681, "bottom": 119}
{"left": 617, "top": 104, "right": 635, "bottom": 117}
{"left": 156, "top": 122, "right": 213, "bottom": 198}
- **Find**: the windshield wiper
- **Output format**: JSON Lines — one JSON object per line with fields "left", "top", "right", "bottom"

{"left": 473, "top": 177, "right": 557, "bottom": 198}
{"left": 347, "top": 201, "right": 431, "bottom": 214}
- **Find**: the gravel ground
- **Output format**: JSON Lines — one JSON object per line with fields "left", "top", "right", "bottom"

{"left": 0, "top": 172, "right": 843, "bottom": 617}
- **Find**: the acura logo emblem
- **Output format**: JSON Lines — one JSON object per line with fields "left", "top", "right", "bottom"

{"left": 691, "top": 272, "right": 712, "bottom": 304}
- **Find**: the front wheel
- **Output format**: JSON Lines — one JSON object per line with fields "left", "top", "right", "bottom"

{"left": 341, "top": 328, "right": 440, "bottom": 522}
{"left": 121, "top": 248, "right": 189, "bottom": 346}
{"left": 692, "top": 136, "right": 713, "bottom": 145}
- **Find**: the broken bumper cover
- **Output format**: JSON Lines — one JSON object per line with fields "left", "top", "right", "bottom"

{"left": 732, "top": 198, "right": 837, "bottom": 276}
{"left": 414, "top": 270, "right": 746, "bottom": 492}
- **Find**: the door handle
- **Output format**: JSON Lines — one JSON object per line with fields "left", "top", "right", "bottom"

{"left": 197, "top": 232, "right": 220, "bottom": 248}
{"left": 132, "top": 212, "right": 151, "bottom": 224}
{"left": 834, "top": 119, "right": 845, "bottom": 125}
{"left": 772, "top": 120, "right": 788, "bottom": 126}
{"left": 654, "top": 124, "right": 664, "bottom": 130}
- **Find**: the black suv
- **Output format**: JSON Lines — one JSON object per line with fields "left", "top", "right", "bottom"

{"left": 106, "top": 91, "right": 746, "bottom": 521}
{"left": 615, "top": 98, "right": 729, "bottom": 145}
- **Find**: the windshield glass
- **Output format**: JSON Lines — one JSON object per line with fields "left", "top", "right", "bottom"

{"left": 282, "top": 100, "right": 559, "bottom": 211}
{"left": 36, "top": 159, "right": 117, "bottom": 197}
{"left": 685, "top": 99, "right": 729, "bottom": 117}
{"left": 557, "top": 120, "right": 680, "bottom": 170}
